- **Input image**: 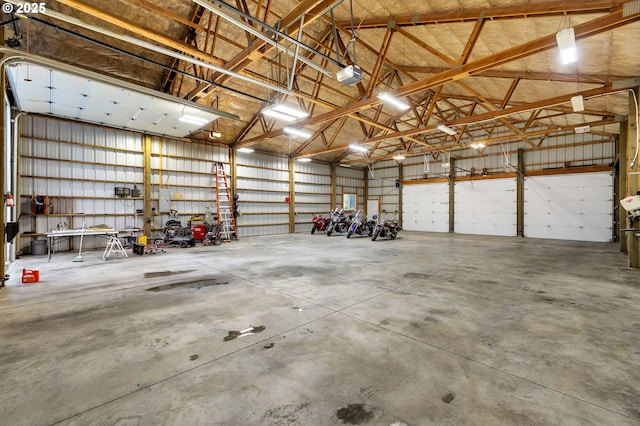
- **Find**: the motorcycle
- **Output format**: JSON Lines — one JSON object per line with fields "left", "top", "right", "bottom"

{"left": 346, "top": 209, "right": 373, "bottom": 238}
{"left": 371, "top": 214, "right": 401, "bottom": 241}
{"left": 311, "top": 213, "right": 329, "bottom": 234}
{"left": 326, "top": 208, "right": 349, "bottom": 236}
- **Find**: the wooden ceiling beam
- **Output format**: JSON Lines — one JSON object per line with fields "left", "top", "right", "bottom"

{"left": 458, "top": 12, "right": 485, "bottom": 65}
{"left": 341, "top": 1, "right": 626, "bottom": 29}
{"left": 56, "top": 0, "right": 226, "bottom": 66}
{"left": 234, "top": 7, "right": 640, "bottom": 149}
{"left": 353, "top": 85, "right": 619, "bottom": 147}
{"left": 366, "top": 27, "right": 395, "bottom": 96}
{"left": 394, "top": 26, "right": 456, "bottom": 66}
{"left": 395, "top": 66, "right": 618, "bottom": 85}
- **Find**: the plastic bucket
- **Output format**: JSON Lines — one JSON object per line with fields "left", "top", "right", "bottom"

{"left": 31, "top": 240, "right": 47, "bottom": 255}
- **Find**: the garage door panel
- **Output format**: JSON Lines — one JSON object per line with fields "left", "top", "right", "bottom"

{"left": 524, "top": 172, "right": 612, "bottom": 242}
{"left": 403, "top": 183, "right": 449, "bottom": 232}
{"left": 454, "top": 178, "right": 517, "bottom": 236}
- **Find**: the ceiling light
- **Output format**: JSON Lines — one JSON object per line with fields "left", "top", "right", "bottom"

{"left": 209, "top": 131, "right": 222, "bottom": 139}
{"left": 437, "top": 124, "right": 457, "bottom": 136}
{"left": 574, "top": 125, "right": 590, "bottom": 134}
{"left": 470, "top": 142, "right": 485, "bottom": 149}
{"left": 556, "top": 27, "right": 577, "bottom": 64}
{"left": 178, "top": 114, "right": 210, "bottom": 126}
{"left": 378, "top": 92, "right": 410, "bottom": 110}
{"left": 237, "top": 147, "right": 254, "bottom": 153}
{"left": 392, "top": 154, "right": 406, "bottom": 161}
{"left": 349, "top": 144, "right": 369, "bottom": 152}
{"left": 297, "top": 157, "right": 312, "bottom": 162}
{"left": 283, "top": 127, "right": 312, "bottom": 139}
{"left": 340, "top": 164, "right": 352, "bottom": 168}
{"left": 262, "top": 103, "right": 308, "bottom": 122}
{"left": 571, "top": 95, "right": 584, "bottom": 112}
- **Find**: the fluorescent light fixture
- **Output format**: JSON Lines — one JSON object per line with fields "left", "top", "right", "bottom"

{"left": 571, "top": 95, "right": 584, "bottom": 112}
{"left": 237, "top": 147, "right": 254, "bottom": 153}
{"left": 442, "top": 161, "right": 450, "bottom": 168}
{"left": 470, "top": 142, "right": 485, "bottom": 149}
{"left": 349, "top": 144, "right": 369, "bottom": 152}
{"left": 556, "top": 27, "right": 577, "bottom": 64}
{"left": 283, "top": 127, "right": 312, "bottom": 139}
{"left": 297, "top": 157, "right": 312, "bottom": 162}
{"left": 340, "top": 164, "right": 352, "bottom": 168}
{"left": 179, "top": 114, "right": 210, "bottom": 126}
{"left": 208, "top": 131, "right": 222, "bottom": 139}
{"left": 574, "top": 125, "right": 590, "bottom": 134}
{"left": 378, "top": 92, "right": 410, "bottom": 110}
{"left": 262, "top": 103, "right": 308, "bottom": 122}
{"left": 392, "top": 154, "right": 406, "bottom": 161}
{"left": 437, "top": 124, "right": 457, "bottom": 136}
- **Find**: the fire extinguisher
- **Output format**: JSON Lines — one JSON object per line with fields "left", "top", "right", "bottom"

{"left": 5, "top": 192, "right": 15, "bottom": 207}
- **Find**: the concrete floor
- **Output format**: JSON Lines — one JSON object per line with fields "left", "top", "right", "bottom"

{"left": 1, "top": 231, "right": 639, "bottom": 425}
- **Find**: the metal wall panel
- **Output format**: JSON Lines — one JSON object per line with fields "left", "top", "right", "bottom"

{"left": 402, "top": 182, "right": 449, "bottom": 232}
{"left": 524, "top": 172, "right": 614, "bottom": 242}
{"left": 454, "top": 178, "right": 517, "bottom": 236}
{"left": 368, "top": 160, "right": 400, "bottom": 219}
{"left": 19, "top": 116, "right": 145, "bottom": 251}
{"left": 294, "top": 161, "right": 331, "bottom": 233}
{"left": 235, "top": 151, "right": 290, "bottom": 237}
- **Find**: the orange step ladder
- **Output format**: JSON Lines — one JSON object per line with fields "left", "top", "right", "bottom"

{"left": 213, "top": 162, "right": 237, "bottom": 241}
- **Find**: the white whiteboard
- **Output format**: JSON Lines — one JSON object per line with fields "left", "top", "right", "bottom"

{"left": 454, "top": 178, "right": 517, "bottom": 236}
{"left": 524, "top": 172, "right": 613, "bottom": 242}
{"left": 402, "top": 182, "right": 449, "bottom": 232}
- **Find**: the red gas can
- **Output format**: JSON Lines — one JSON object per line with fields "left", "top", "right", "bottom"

{"left": 22, "top": 269, "right": 40, "bottom": 284}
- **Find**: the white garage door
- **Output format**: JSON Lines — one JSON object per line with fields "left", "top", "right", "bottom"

{"left": 454, "top": 178, "right": 517, "bottom": 236}
{"left": 524, "top": 172, "right": 613, "bottom": 242}
{"left": 403, "top": 182, "right": 449, "bottom": 232}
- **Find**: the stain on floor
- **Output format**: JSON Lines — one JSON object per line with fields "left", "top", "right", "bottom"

{"left": 146, "top": 278, "right": 228, "bottom": 292}
{"left": 143, "top": 270, "right": 195, "bottom": 278}
{"left": 442, "top": 392, "right": 455, "bottom": 404}
{"left": 336, "top": 403, "right": 373, "bottom": 424}
{"left": 223, "top": 325, "right": 266, "bottom": 341}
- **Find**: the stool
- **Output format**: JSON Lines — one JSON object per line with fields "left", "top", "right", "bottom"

{"left": 103, "top": 235, "right": 128, "bottom": 260}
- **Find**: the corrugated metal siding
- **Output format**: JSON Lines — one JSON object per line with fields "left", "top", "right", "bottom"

{"left": 293, "top": 161, "right": 331, "bottom": 233}
{"left": 19, "top": 116, "right": 144, "bottom": 251}
{"left": 235, "top": 151, "right": 290, "bottom": 237}
{"left": 367, "top": 160, "right": 401, "bottom": 219}
{"left": 335, "top": 166, "right": 365, "bottom": 215}
{"left": 18, "top": 116, "right": 231, "bottom": 253}
{"left": 150, "top": 137, "right": 227, "bottom": 233}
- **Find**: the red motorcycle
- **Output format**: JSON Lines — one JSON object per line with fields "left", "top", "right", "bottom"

{"left": 311, "top": 213, "right": 329, "bottom": 234}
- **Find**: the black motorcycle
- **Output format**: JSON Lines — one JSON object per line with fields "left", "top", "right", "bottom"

{"left": 326, "top": 208, "right": 349, "bottom": 236}
{"left": 346, "top": 209, "right": 373, "bottom": 238}
{"left": 371, "top": 215, "right": 401, "bottom": 241}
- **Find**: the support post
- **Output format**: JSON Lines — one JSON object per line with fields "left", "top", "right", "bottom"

{"left": 618, "top": 131, "right": 627, "bottom": 252}
{"left": 1, "top": 62, "right": 6, "bottom": 285}
{"left": 448, "top": 158, "right": 456, "bottom": 233}
{"left": 397, "top": 163, "right": 403, "bottom": 227}
{"left": 143, "top": 134, "right": 152, "bottom": 237}
{"left": 288, "top": 157, "right": 295, "bottom": 233}
{"left": 330, "top": 164, "right": 336, "bottom": 210}
{"left": 517, "top": 148, "right": 525, "bottom": 237}
{"left": 627, "top": 89, "right": 639, "bottom": 268}
{"left": 363, "top": 167, "right": 368, "bottom": 212}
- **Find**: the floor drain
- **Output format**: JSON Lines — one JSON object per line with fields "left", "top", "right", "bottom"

{"left": 146, "top": 278, "right": 228, "bottom": 292}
